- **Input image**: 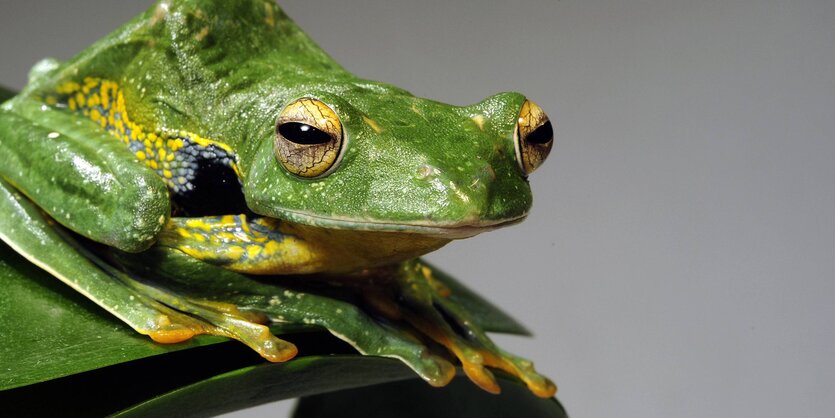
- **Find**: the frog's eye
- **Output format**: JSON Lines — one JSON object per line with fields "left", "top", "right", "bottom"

{"left": 275, "top": 98, "right": 344, "bottom": 178}
{"left": 514, "top": 99, "right": 553, "bottom": 175}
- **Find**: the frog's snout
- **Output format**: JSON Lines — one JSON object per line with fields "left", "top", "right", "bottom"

{"left": 413, "top": 158, "right": 521, "bottom": 224}
{"left": 414, "top": 161, "right": 493, "bottom": 195}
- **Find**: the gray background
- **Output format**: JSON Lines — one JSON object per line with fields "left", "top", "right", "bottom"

{"left": 2, "top": 1, "right": 834, "bottom": 417}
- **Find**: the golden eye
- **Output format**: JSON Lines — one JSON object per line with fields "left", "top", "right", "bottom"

{"left": 275, "top": 98, "right": 344, "bottom": 178}
{"left": 514, "top": 99, "right": 553, "bottom": 175}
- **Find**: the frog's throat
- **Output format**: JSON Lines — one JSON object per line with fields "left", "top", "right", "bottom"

{"left": 263, "top": 208, "right": 529, "bottom": 240}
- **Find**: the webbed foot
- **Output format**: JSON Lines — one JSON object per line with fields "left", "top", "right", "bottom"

{"left": 365, "top": 260, "right": 557, "bottom": 398}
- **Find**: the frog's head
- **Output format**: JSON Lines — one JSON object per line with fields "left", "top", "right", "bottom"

{"left": 244, "top": 81, "right": 554, "bottom": 246}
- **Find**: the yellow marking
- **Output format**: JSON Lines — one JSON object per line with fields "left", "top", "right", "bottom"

{"left": 185, "top": 219, "right": 212, "bottom": 231}
{"left": 57, "top": 81, "right": 80, "bottom": 94}
{"left": 264, "top": 2, "right": 276, "bottom": 27}
{"left": 84, "top": 77, "right": 97, "bottom": 89}
{"left": 362, "top": 116, "right": 382, "bottom": 133}
{"left": 194, "top": 26, "right": 210, "bottom": 42}
{"left": 52, "top": 77, "right": 244, "bottom": 188}
{"left": 220, "top": 215, "right": 236, "bottom": 224}
{"left": 176, "top": 228, "right": 192, "bottom": 238}
{"left": 227, "top": 245, "right": 245, "bottom": 260}
{"left": 87, "top": 94, "right": 100, "bottom": 107}
{"left": 263, "top": 240, "right": 281, "bottom": 255}
{"left": 471, "top": 114, "right": 485, "bottom": 131}
{"left": 117, "top": 91, "right": 126, "bottom": 112}
{"left": 247, "top": 245, "right": 262, "bottom": 259}
{"left": 100, "top": 84, "right": 110, "bottom": 108}
{"left": 217, "top": 231, "right": 237, "bottom": 242}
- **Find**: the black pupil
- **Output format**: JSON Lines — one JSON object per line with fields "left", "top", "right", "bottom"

{"left": 278, "top": 122, "right": 332, "bottom": 145}
{"left": 526, "top": 120, "right": 553, "bottom": 145}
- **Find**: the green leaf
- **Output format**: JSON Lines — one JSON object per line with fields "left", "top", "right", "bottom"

{"left": 293, "top": 372, "right": 567, "bottom": 418}
{"left": 0, "top": 242, "right": 227, "bottom": 391}
{"left": 113, "top": 356, "right": 417, "bottom": 417}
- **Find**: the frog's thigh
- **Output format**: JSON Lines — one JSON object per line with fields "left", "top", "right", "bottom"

{"left": 0, "top": 177, "right": 196, "bottom": 341}
{"left": 158, "top": 216, "right": 328, "bottom": 274}
{"left": 0, "top": 100, "right": 169, "bottom": 252}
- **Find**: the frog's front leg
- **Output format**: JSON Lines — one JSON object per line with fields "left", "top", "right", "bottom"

{"left": 0, "top": 98, "right": 169, "bottom": 252}
{"left": 0, "top": 176, "right": 294, "bottom": 362}
{"left": 369, "top": 260, "right": 558, "bottom": 398}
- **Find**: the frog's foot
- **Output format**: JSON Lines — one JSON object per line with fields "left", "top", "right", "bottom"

{"left": 247, "top": 290, "right": 458, "bottom": 387}
{"left": 371, "top": 260, "right": 557, "bottom": 398}
{"left": 121, "top": 276, "right": 298, "bottom": 362}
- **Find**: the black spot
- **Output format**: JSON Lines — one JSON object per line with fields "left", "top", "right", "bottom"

{"left": 171, "top": 146, "right": 249, "bottom": 217}
{"left": 526, "top": 120, "right": 553, "bottom": 145}
{"left": 278, "top": 122, "right": 332, "bottom": 145}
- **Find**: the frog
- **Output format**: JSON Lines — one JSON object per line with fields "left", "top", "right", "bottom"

{"left": 0, "top": 0, "right": 556, "bottom": 398}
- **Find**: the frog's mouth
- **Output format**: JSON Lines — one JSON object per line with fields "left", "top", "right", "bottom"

{"left": 268, "top": 209, "right": 528, "bottom": 239}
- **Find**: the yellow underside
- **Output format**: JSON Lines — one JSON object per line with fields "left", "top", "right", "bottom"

{"left": 159, "top": 215, "right": 451, "bottom": 274}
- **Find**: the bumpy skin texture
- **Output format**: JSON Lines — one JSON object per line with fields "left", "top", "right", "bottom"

{"left": 0, "top": 0, "right": 555, "bottom": 398}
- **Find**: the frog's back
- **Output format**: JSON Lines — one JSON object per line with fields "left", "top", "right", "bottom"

{"left": 22, "top": 0, "right": 345, "bottom": 117}
{"left": 7, "top": 0, "right": 352, "bottom": 217}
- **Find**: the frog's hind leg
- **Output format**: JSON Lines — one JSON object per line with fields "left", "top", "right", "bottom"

{"left": 0, "top": 177, "right": 296, "bottom": 361}
{"left": 371, "top": 260, "right": 557, "bottom": 398}
{"left": 111, "top": 246, "right": 458, "bottom": 388}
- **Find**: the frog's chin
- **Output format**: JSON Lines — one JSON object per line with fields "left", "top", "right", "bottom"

{"left": 266, "top": 209, "right": 528, "bottom": 239}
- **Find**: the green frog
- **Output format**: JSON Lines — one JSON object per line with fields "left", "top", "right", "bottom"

{"left": 0, "top": 0, "right": 555, "bottom": 397}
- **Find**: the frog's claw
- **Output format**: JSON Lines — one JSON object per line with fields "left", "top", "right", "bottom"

{"left": 387, "top": 261, "right": 557, "bottom": 398}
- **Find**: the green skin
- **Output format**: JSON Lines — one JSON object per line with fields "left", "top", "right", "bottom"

{"left": 0, "top": 0, "right": 554, "bottom": 397}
